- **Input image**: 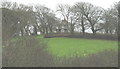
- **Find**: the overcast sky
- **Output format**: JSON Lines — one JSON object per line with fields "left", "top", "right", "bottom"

{"left": 6, "top": 0, "right": 119, "bottom": 11}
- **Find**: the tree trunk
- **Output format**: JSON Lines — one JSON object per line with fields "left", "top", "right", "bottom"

{"left": 81, "top": 15, "right": 85, "bottom": 35}
{"left": 33, "top": 25, "right": 37, "bottom": 35}
{"left": 91, "top": 27, "right": 96, "bottom": 35}
{"left": 115, "top": 27, "right": 118, "bottom": 35}
{"left": 20, "top": 29, "right": 23, "bottom": 36}
{"left": 105, "top": 28, "right": 109, "bottom": 34}
{"left": 49, "top": 26, "right": 53, "bottom": 33}
{"left": 82, "top": 26, "right": 85, "bottom": 34}
{"left": 70, "top": 18, "right": 74, "bottom": 34}
{"left": 45, "top": 26, "right": 48, "bottom": 34}
{"left": 70, "top": 23, "right": 74, "bottom": 34}
{"left": 109, "top": 30, "right": 113, "bottom": 35}
{"left": 28, "top": 29, "right": 31, "bottom": 36}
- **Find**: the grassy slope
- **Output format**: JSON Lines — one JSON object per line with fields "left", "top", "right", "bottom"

{"left": 42, "top": 37, "right": 118, "bottom": 58}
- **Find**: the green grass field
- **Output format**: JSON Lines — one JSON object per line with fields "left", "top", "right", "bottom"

{"left": 36, "top": 36, "right": 118, "bottom": 58}
{"left": 3, "top": 36, "right": 118, "bottom": 66}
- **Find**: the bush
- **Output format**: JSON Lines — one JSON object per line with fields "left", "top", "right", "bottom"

{"left": 44, "top": 33, "right": 118, "bottom": 41}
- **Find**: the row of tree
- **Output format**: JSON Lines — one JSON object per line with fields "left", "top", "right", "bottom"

{"left": 1, "top": 1, "right": 120, "bottom": 41}
{"left": 56, "top": 2, "right": 118, "bottom": 35}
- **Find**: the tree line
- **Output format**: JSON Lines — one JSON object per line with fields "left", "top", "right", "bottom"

{"left": 1, "top": 1, "right": 120, "bottom": 41}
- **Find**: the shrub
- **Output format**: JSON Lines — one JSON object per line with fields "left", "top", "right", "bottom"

{"left": 44, "top": 33, "right": 118, "bottom": 41}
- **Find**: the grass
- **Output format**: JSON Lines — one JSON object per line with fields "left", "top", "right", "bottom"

{"left": 3, "top": 36, "right": 54, "bottom": 67}
{"left": 37, "top": 37, "right": 118, "bottom": 59}
{"left": 10, "top": 35, "right": 118, "bottom": 59}
{"left": 3, "top": 36, "right": 118, "bottom": 67}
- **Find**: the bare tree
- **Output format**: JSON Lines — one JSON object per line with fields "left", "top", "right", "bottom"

{"left": 46, "top": 13, "right": 58, "bottom": 33}
{"left": 1, "top": 1, "right": 12, "bottom": 9}
{"left": 103, "top": 8, "right": 118, "bottom": 34}
{"left": 72, "top": 5, "right": 89, "bottom": 34}
{"left": 74, "top": 2, "right": 104, "bottom": 34}
{"left": 57, "top": 4, "right": 72, "bottom": 32}
{"left": 35, "top": 5, "right": 57, "bottom": 34}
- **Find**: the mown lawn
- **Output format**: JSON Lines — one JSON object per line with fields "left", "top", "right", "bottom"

{"left": 37, "top": 36, "right": 118, "bottom": 58}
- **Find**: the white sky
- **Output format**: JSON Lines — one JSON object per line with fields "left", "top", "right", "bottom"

{"left": 6, "top": 0, "right": 119, "bottom": 11}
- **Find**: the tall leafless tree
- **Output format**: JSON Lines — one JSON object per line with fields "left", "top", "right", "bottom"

{"left": 74, "top": 2, "right": 104, "bottom": 34}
